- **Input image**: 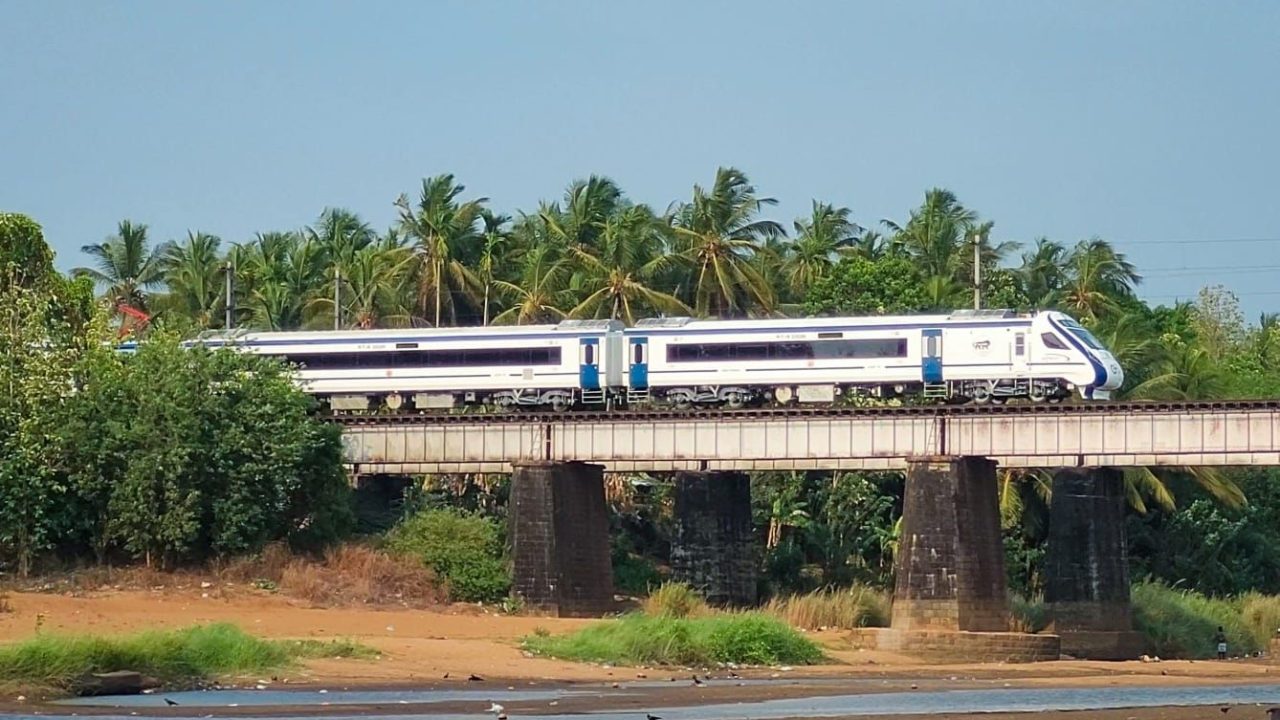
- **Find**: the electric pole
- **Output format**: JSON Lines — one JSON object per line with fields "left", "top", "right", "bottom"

{"left": 224, "top": 260, "right": 235, "bottom": 329}
{"left": 334, "top": 267, "right": 342, "bottom": 330}
{"left": 973, "top": 233, "right": 982, "bottom": 310}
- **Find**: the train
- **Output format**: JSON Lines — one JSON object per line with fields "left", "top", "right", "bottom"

{"left": 174, "top": 309, "right": 1125, "bottom": 412}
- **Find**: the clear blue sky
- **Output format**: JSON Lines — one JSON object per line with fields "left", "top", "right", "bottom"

{"left": 3, "top": 1, "right": 1278, "bottom": 315}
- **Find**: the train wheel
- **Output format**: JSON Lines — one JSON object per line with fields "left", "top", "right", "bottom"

{"left": 723, "top": 390, "right": 746, "bottom": 409}
{"left": 971, "top": 384, "right": 992, "bottom": 404}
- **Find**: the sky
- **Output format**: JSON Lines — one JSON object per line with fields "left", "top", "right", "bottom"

{"left": 3, "top": 1, "right": 1279, "bottom": 315}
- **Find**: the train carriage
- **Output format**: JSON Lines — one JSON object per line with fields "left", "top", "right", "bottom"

{"left": 184, "top": 319, "right": 624, "bottom": 411}
{"left": 623, "top": 310, "right": 1122, "bottom": 406}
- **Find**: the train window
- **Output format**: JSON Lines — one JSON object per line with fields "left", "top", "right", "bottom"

{"left": 633, "top": 343, "right": 644, "bottom": 364}
{"left": 666, "top": 338, "right": 908, "bottom": 362}
{"left": 282, "top": 346, "right": 563, "bottom": 369}
{"left": 1041, "top": 333, "right": 1068, "bottom": 350}
{"left": 1015, "top": 333, "right": 1025, "bottom": 356}
{"left": 584, "top": 344, "right": 595, "bottom": 365}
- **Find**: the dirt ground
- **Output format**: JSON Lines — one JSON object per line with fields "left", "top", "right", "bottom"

{"left": 2, "top": 587, "right": 1278, "bottom": 719}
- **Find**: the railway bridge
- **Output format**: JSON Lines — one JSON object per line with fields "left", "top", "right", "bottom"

{"left": 328, "top": 400, "right": 1280, "bottom": 661}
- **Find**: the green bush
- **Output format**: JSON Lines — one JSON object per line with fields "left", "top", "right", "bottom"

{"left": 0, "top": 623, "right": 370, "bottom": 696}
{"left": 1131, "top": 582, "right": 1254, "bottom": 658}
{"left": 523, "top": 612, "right": 823, "bottom": 666}
{"left": 386, "top": 508, "right": 510, "bottom": 603}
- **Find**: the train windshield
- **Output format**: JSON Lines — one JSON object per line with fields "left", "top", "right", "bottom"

{"left": 1058, "top": 317, "right": 1105, "bottom": 351}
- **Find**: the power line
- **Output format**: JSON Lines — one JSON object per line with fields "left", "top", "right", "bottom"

{"left": 1116, "top": 237, "right": 1280, "bottom": 246}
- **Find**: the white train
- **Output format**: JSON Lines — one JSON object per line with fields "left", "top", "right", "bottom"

{"left": 178, "top": 309, "right": 1123, "bottom": 411}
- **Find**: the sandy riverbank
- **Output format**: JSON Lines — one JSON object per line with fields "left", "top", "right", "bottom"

{"left": 1, "top": 588, "right": 1277, "bottom": 718}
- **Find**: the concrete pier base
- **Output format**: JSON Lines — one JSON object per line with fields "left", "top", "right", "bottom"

{"left": 893, "top": 456, "right": 1009, "bottom": 632}
{"left": 1045, "top": 467, "right": 1146, "bottom": 660}
{"left": 671, "top": 471, "right": 757, "bottom": 605}
{"left": 509, "top": 461, "right": 614, "bottom": 617}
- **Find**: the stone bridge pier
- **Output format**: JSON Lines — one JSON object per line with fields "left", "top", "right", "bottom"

{"left": 1044, "top": 467, "right": 1146, "bottom": 659}
{"left": 855, "top": 456, "right": 1060, "bottom": 661}
{"left": 670, "top": 471, "right": 757, "bottom": 605}
{"left": 509, "top": 462, "right": 614, "bottom": 616}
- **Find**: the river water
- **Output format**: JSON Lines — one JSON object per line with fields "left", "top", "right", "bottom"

{"left": 8, "top": 682, "right": 1278, "bottom": 719}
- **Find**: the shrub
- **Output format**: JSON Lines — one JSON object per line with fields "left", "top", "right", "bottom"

{"left": 0, "top": 623, "right": 370, "bottom": 696}
{"left": 1009, "top": 593, "right": 1049, "bottom": 633}
{"left": 764, "top": 587, "right": 890, "bottom": 630}
{"left": 523, "top": 612, "right": 823, "bottom": 666}
{"left": 643, "top": 582, "right": 708, "bottom": 618}
{"left": 1131, "top": 582, "right": 1254, "bottom": 658}
{"left": 385, "top": 509, "right": 510, "bottom": 603}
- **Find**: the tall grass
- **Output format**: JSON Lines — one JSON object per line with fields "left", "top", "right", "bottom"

{"left": 1239, "top": 592, "right": 1280, "bottom": 650}
{"left": 524, "top": 612, "right": 823, "bottom": 666}
{"left": 764, "top": 587, "right": 890, "bottom": 630}
{"left": 1009, "top": 594, "right": 1049, "bottom": 633}
{"left": 642, "top": 582, "right": 709, "bottom": 618}
{"left": 1131, "top": 582, "right": 1254, "bottom": 658}
{"left": 0, "top": 623, "right": 371, "bottom": 696}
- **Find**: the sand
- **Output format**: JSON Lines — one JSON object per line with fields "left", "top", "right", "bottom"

{"left": 1, "top": 587, "right": 1277, "bottom": 719}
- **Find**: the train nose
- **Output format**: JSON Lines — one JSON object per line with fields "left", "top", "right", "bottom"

{"left": 1104, "top": 356, "right": 1124, "bottom": 390}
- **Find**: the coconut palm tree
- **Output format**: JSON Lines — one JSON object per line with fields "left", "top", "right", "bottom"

{"left": 568, "top": 205, "right": 688, "bottom": 324}
{"left": 883, "top": 189, "right": 977, "bottom": 280}
{"left": 396, "top": 174, "right": 486, "bottom": 326}
{"left": 492, "top": 243, "right": 570, "bottom": 325}
{"left": 1018, "top": 238, "right": 1069, "bottom": 308}
{"left": 308, "top": 239, "right": 414, "bottom": 329}
{"left": 75, "top": 220, "right": 170, "bottom": 314}
{"left": 672, "top": 167, "right": 783, "bottom": 317}
{"left": 160, "top": 231, "right": 224, "bottom": 328}
{"left": 1057, "top": 238, "right": 1141, "bottom": 322}
{"left": 541, "top": 176, "right": 623, "bottom": 253}
{"left": 233, "top": 231, "right": 325, "bottom": 330}
{"left": 781, "top": 201, "right": 861, "bottom": 298}
{"left": 477, "top": 210, "right": 510, "bottom": 326}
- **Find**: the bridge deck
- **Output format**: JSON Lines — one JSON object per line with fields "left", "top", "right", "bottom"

{"left": 332, "top": 400, "right": 1280, "bottom": 474}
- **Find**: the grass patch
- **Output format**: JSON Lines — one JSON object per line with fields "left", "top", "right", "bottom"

{"left": 642, "top": 582, "right": 709, "bottom": 618}
{"left": 763, "top": 586, "right": 890, "bottom": 630}
{"left": 523, "top": 612, "right": 823, "bottom": 666}
{"left": 0, "top": 623, "right": 372, "bottom": 696}
{"left": 1131, "top": 582, "right": 1254, "bottom": 658}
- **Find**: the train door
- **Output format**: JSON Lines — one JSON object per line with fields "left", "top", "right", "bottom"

{"left": 1011, "top": 329, "right": 1029, "bottom": 374}
{"left": 628, "top": 336, "right": 649, "bottom": 390}
{"left": 921, "top": 329, "right": 943, "bottom": 384}
{"left": 579, "top": 337, "right": 600, "bottom": 390}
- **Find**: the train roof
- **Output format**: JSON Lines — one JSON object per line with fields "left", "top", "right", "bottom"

{"left": 628, "top": 310, "right": 1035, "bottom": 332}
{"left": 189, "top": 319, "right": 624, "bottom": 345}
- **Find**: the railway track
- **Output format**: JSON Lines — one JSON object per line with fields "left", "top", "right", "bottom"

{"left": 323, "top": 398, "right": 1280, "bottom": 426}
